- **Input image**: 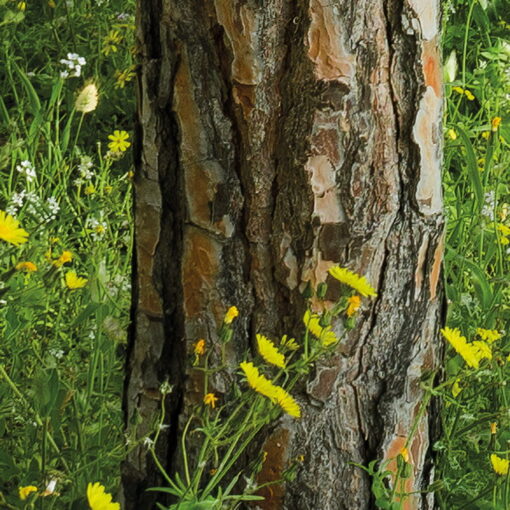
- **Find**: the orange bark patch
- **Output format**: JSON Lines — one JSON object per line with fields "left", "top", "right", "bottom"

{"left": 256, "top": 427, "right": 290, "bottom": 510}
{"left": 422, "top": 40, "right": 441, "bottom": 97}
{"left": 429, "top": 230, "right": 444, "bottom": 301}
{"left": 182, "top": 228, "right": 221, "bottom": 317}
{"left": 384, "top": 436, "right": 416, "bottom": 510}
{"left": 307, "top": 0, "right": 355, "bottom": 83}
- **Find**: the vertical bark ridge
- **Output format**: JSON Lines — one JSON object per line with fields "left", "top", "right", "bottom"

{"left": 126, "top": 0, "right": 444, "bottom": 508}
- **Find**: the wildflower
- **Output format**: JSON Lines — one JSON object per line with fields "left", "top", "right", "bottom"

{"left": 114, "top": 66, "right": 136, "bottom": 89}
{"left": 346, "top": 295, "right": 362, "bottom": 317}
{"left": 490, "top": 454, "right": 510, "bottom": 476}
{"left": 303, "top": 310, "right": 338, "bottom": 347}
{"left": 280, "top": 334, "right": 299, "bottom": 351}
{"left": 257, "top": 334, "right": 285, "bottom": 368}
{"left": 0, "top": 211, "right": 29, "bottom": 245}
{"left": 194, "top": 339, "right": 206, "bottom": 356}
{"left": 447, "top": 129, "right": 457, "bottom": 140}
{"left": 17, "top": 2, "right": 26, "bottom": 11}
{"left": 224, "top": 306, "right": 239, "bottom": 324}
{"left": 75, "top": 83, "right": 99, "bottom": 113}
{"left": 476, "top": 328, "right": 502, "bottom": 343}
{"left": 85, "top": 184, "right": 96, "bottom": 195}
{"left": 464, "top": 90, "right": 475, "bottom": 100}
{"left": 16, "top": 160, "right": 36, "bottom": 182}
{"left": 203, "top": 393, "right": 219, "bottom": 408}
{"left": 273, "top": 385, "right": 301, "bottom": 418}
{"left": 16, "top": 261, "right": 37, "bottom": 272}
{"left": 107, "top": 130, "right": 131, "bottom": 152}
{"left": 491, "top": 117, "right": 502, "bottom": 131}
{"left": 472, "top": 340, "right": 492, "bottom": 361}
{"left": 452, "top": 86, "right": 465, "bottom": 95}
{"left": 328, "top": 266, "right": 377, "bottom": 297}
{"left": 102, "top": 30, "right": 123, "bottom": 56}
{"left": 88, "top": 218, "right": 107, "bottom": 240}
{"left": 59, "top": 53, "right": 86, "bottom": 78}
{"left": 53, "top": 251, "right": 73, "bottom": 267}
{"left": 400, "top": 447, "right": 409, "bottom": 463}
{"left": 481, "top": 131, "right": 491, "bottom": 139}
{"left": 65, "top": 271, "right": 88, "bottom": 289}
{"left": 42, "top": 479, "right": 57, "bottom": 497}
{"left": 441, "top": 328, "right": 479, "bottom": 369}
{"left": 86, "top": 482, "right": 120, "bottom": 510}
{"left": 481, "top": 191, "right": 496, "bottom": 221}
{"left": 490, "top": 422, "right": 497, "bottom": 435}
{"left": 240, "top": 361, "right": 277, "bottom": 400}
{"left": 19, "top": 486, "right": 37, "bottom": 500}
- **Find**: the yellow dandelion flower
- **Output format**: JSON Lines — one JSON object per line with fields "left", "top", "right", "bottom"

{"left": 15, "top": 261, "right": 37, "bottom": 272}
{"left": 476, "top": 328, "right": 502, "bottom": 343}
{"left": 447, "top": 129, "right": 457, "bottom": 140}
{"left": 346, "top": 295, "right": 362, "bottom": 317}
{"left": 303, "top": 310, "right": 338, "bottom": 347}
{"left": 240, "top": 361, "right": 276, "bottom": 400}
{"left": 490, "top": 454, "right": 510, "bottom": 476}
{"left": 257, "top": 334, "right": 285, "bottom": 368}
{"left": 87, "top": 482, "right": 120, "bottom": 510}
{"left": 65, "top": 271, "right": 88, "bottom": 289}
{"left": 194, "top": 339, "right": 206, "bottom": 356}
{"left": 19, "top": 485, "right": 37, "bottom": 500}
{"left": 53, "top": 250, "right": 73, "bottom": 267}
{"left": 497, "top": 224, "right": 510, "bottom": 236}
{"left": 280, "top": 335, "right": 299, "bottom": 351}
{"left": 107, "top": 130, "right": 131, "bottom": 152}
{"left": 0, "top": 211, "right": 29, "bottom": 245}
{"left": 114, "top": 66, "right": 136, "bottom": 89}
{"left": 203, "top": 393, "right": 219, "bottom": 408}
{"left": 441, "top": 328, "right": 479, "bottom": 369}
{"left": 101, "top": 30, "right": 122, "bottom": 56}
{"left": 472, "top": 340, "right": 492, "bottom": 361}
{"left": 491, "top": 117, "right": 502, "bottom": 131}
{"left": 481, "top": 131, "right": 490, "bottom": 139}
{"left": 75, "top": 83, "right": 99, "bottom": 113}
{"left": 328, "top": 266, "right": 377, "bottom": 297}
{"left": 224, "top": 306, "right": 239, "bottom": 324}
{"left": 273, "top": 385, "right": 301, "bottom": 418}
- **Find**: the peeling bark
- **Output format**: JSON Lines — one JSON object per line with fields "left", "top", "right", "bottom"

{"left": 123, "top": 1, "right": 444, "bottom": 509}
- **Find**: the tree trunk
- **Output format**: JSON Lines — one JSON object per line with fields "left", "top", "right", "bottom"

{"left": 123, "top": 1, "right": 444, "bottom": 509}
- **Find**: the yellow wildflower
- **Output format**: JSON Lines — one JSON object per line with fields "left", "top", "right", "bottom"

{"left": 491, "top": 117, "right": 502, "bottom": 131}
{"left": 87, "top": 482, "right": 120, "bottom": 510}
{"left": 101, "top": 30, "right": 122, "bottom": 56}
{"left": 452, "top": 86, "right": 465, "bottom": 95}
{"left": 48, "top": 0, "right": 56, "bottom": 7}
{"left": 75, "top": 83, "right": 98, "bottom": 113}
{"left": 490, "top": 454, "right": 510, "bottom": 476}
{"left": 280, "top": 335, "right": 299, "bottom": 351}
{"left": 273, "top": 386, "right": 301, "bottom": 418}
{"left": 19, "top": 486, "right": 37, "bottom": 500}
{"left": 85, "top": 184, "right": 96, "bottom": 195}
{"left": 15, "top": 261, "right": 37, "bottom": 272}
{"left": 328, "top": 266, "right": 377, "bottom": 297}
{"left": 107, "top": 130, "right": 131, "bottom": 152}
{"left": 0, "top": 211, "right": 29, "bottom": 245}
{"left": 17, "top": 2, "right": 26, "bottom": 11}
{"left": 53, "top": 250, "right": 73, "bottom": 267}
{"left": 224, "top": 306, "right": 239, "bottom": 324}
{"left": 490, "top": 422, "right": 497, "bottom": 435}
{"left": 240, "top": 361, "right": 275, "bottom": 400}
{"left": 441, "top": 327, "right": 479, "bottom": 369}
{"left": 303, "top": 310, "right": 338, "bottom": 347}
{"left": 346, "top": 295, "right": 362, "bottom": 317}
{"left": 65, "top": 271, "right": 88, "bottom": 289}
{"left": 400, "top": 447, "right": 409, "bottom": 463}
{"left": 194, "top": 339, "right": 206, "bottom": 356}
{"left": 472, "top": 340, "right": 492, "bottom": 361}
{"left": 257, "top": 334, "right": 285, "bottom": 368}
{"left": 497, "top": 224, "right": 510, "bottom": 236}
{"left": 481, "top": 131, "right": 491, "bottom": 139}
{"left": 114, "top": 66, "right": 136, "bottom": 89}
{"left": 203, "top": 393, "right": 219, "bottom": 408}
{"left": 476, "top": 328, "right": 502, "bottom": 344}
{"left": 447, "top": 129, "right": 457, "bottom": 140}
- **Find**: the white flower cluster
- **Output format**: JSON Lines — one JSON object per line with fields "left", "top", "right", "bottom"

{"left": 88, "top": 217, "right": 107, "bottom": 240}
{"left": 6, "top": 190, "right": 60, "bottom": 221}
{"left": 481, "top": 190, "right": 496, "bottom": 221}
{"left": 60, "top": 52, "right": 86, "bottom": 78}
{"left": 74, "top": 156, "right": 94, "bottom": 186}
{"left": 16, "top": 160, "right": 36, "bottom": 182}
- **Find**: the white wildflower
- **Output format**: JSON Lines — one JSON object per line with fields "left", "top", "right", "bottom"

{"left": 16, "top": 160, "right": 36, "bottom": 182}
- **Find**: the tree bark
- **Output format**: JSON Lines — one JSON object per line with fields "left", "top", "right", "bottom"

{"left": 123, "top": 1, "right": 444, "bottom": 509}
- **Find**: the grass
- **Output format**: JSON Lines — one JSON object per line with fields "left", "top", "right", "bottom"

{"left": 0, "top": 0, "right": 508, "bottom": 509}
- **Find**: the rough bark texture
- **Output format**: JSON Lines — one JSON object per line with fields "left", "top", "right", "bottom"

{"left": 123, "top": 1, "right": 444, "bottom": 509}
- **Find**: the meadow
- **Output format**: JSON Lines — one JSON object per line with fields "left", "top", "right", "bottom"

{"left": 0, "top": 0, "right": 508, "bottom": 509}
